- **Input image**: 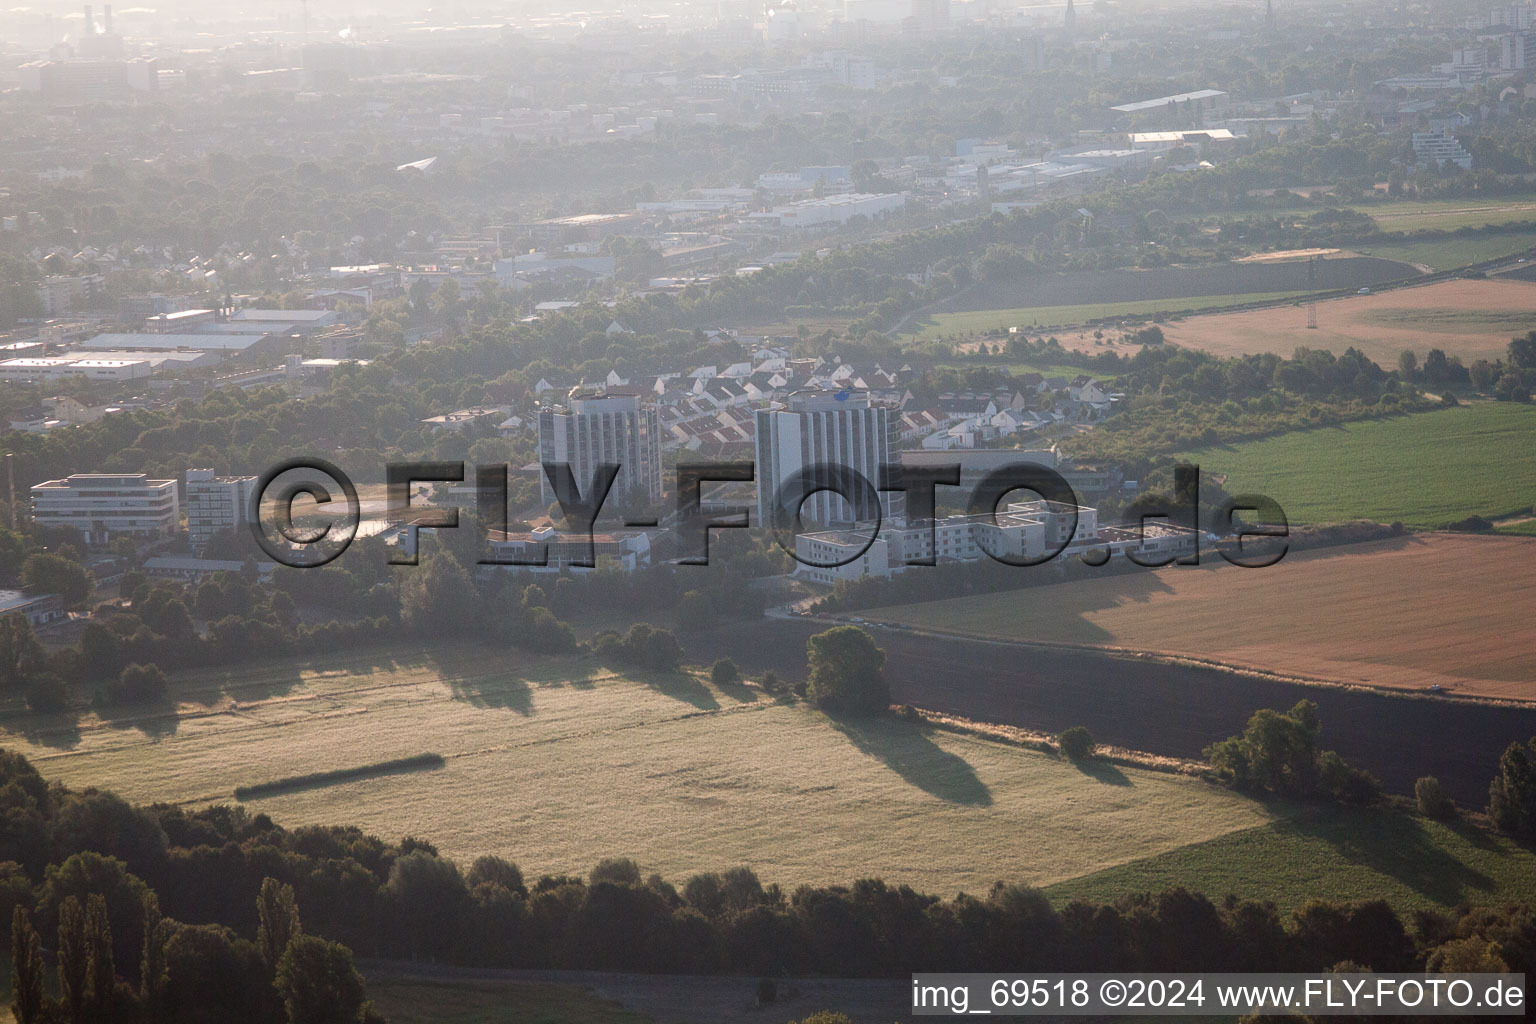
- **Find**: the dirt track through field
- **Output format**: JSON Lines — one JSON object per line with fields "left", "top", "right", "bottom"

{"left": 686, "top": 619, "right": 1536, "bottom": 807}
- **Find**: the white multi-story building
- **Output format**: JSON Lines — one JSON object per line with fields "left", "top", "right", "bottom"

{"left": 185, "top": 469, "right": 257, "bottom": 549}
{"left": 537, "top": 390, "right": 663, "bottom": 509}
{"left": 755, "top": 390, "right": 898, "bottom": 528}
{"left": 1412, "top": 130, "right": 1474, "bottom": 170}
{"left": 31, "top": 473, "right": 179, "bottom": 545}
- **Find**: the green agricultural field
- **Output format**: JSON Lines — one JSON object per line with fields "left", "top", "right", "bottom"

{"left": 0, "top": 645, "right": 1273, "bottom": 895}
{"left": 1180, "top": 403, "right": 1536, "bottom": 528}
{"left": 1353, "top": 230, "right": 1536, "bottom": 271}
{"left": 1348, "top": 198, "right": 1536, "bottom": 233}
{"left": 1048, "top": 805, "right": 1536, "bottom": 914}
{"left": 906, "top": 291, "right": 1309, "bottom": 341}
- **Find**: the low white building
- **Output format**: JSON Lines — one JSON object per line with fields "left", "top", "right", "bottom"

{"left": 0, "top": 356, "right": 152, "bottom": 382}
{"left": 747, "top": 192, "right": 907, "bottom": 230}
{"left": 484, "top": 526, "right": 653, "bottom": 573}
{"left": 792, "top": 500, "right": 1195, "bottom": 582}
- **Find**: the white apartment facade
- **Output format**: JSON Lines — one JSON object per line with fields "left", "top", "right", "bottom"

{"left": 755, "top": 390, "right": 899, "bottom": 528}
{"left": 537, "top": 391, "right": 664, "bottom": 508}
{"left": 31, "top": 473, "right": 179, "bottom": 545}
{"left": 185, "top": 469, "right": 257, "bottom": 549}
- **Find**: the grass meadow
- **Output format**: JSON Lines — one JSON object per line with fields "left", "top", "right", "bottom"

{"left": 1353, "top": 230, "right": 1536, "bottom": 270}
{"left": 1353, "top": 199, "right": 1536, "bottom": 233}
{"left": 0, "top": 645, "right": 1273, "bottom": 894}
{"left": 1046, "top": 804, "right": 1536, "bottom": 914}
{"left": 1178, "top": 402, "right": 1536, "bottom": 528}
{"left": 906, "top": 291, "right": 1308, "bottom": 340}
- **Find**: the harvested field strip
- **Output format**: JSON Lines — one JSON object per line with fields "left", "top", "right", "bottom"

{"left": 1158, "top": 277, "right": 1536, "bottom": 364}
{"left": 861, "top": 535, "right": 1536, "bottom": 701}
{"left": 234, "top": 753, "right": 446, "bottom": 800}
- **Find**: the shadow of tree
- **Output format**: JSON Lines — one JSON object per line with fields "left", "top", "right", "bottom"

{"left": 624, "top": 667, "right": 720, "bottom": 711}
{"left": 713, "top": 678, "right": 762, "bottom": 705}
{"left": 444, "top": 671, "right": 535, "bottom": 715}
{"left": 10, "top": 708, "right": 84, "bottom": 750}
{"left": 427, "top": 647, "right": 541, "bottom": 715}
{"left": 1073, "top": 758, "right": 1131, "bottom": 786}
{"left": 829, "top": 715, "right": 992, "bottom": 806}
{"left": 96, "top": 694, "right": 181, "bottom": 740}
{"left": 1279, "top": 806, "right": 1496, "bottom": 905}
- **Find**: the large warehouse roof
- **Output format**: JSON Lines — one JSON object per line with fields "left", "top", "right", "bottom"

{"left": 80, "top": 332, "right": 270, "bottom": 351}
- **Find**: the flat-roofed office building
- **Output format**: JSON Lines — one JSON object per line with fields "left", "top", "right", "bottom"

{"left": 31, "top": 473, "right": 179, "bottom": 545}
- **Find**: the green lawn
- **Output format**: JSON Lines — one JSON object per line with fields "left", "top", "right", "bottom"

{"left": 1048, "top": 804, "right": 1536, "bottom": 915}
{"left": 1353, "top": 231, "right": 1536, "bottom": 271}
{"left": 907, "top": 291, "right": 1310, "bottom": 341}
{"left": 1179, "top": 403, "right": 1536, "bottom": 527}
{"left": 1496, "top": 518, "right": 1536, "bottom": 536}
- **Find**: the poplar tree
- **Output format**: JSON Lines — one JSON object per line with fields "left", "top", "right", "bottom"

{"left": 57, "top": 895, "right": 88, "bottom": 1024}
{"left": 257, "top": 877, "right": 303, "bottom": 975}
{"left": 10, "top": 905, "right": 46, "bottom": 1024}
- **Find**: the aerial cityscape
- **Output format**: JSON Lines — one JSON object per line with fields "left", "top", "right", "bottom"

{"left": 0, "top": 0, "right": 1535, "bottom": 1020}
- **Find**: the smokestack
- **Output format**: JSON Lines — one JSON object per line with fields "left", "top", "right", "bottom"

{"left": 83, "top": 4, "right": 93, "bottom": 34}
{"left": 103, "top": 4, "right": 112, "bottom": 34}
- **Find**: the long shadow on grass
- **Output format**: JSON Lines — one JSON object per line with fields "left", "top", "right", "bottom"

{"left": 1277, "top": 806, "right": 1495, "bottom": 905}
{"left": 1073, "top": 758, "right": 1131, "bottom": 786}
{"left": 11, "top": 708, "right": 83, "bottom": 750}
{"left": 97, "top": 693, "right": 181, "bottom": 740}
{"left": 625, "top": 667, "right": 720, "bottom": 711}
{"left": 445, "top": 671, "right": 535, "bottom": 715}
{"left": 433, "top": 648, "right": 537, "bottom": 715}
{"left": 829, "top": 715, "right": 992, "bottom": 806}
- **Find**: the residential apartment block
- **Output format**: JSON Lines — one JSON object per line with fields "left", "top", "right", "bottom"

{"left": 537, "top": 390, "right": 664, "bottom": 509}
{"left": 754, "top": 390, "right": 899, "bottom": 528}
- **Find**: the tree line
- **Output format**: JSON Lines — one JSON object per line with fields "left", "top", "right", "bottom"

{"left": 0, "top": 748, "right": 1529, "bottom": 1007}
